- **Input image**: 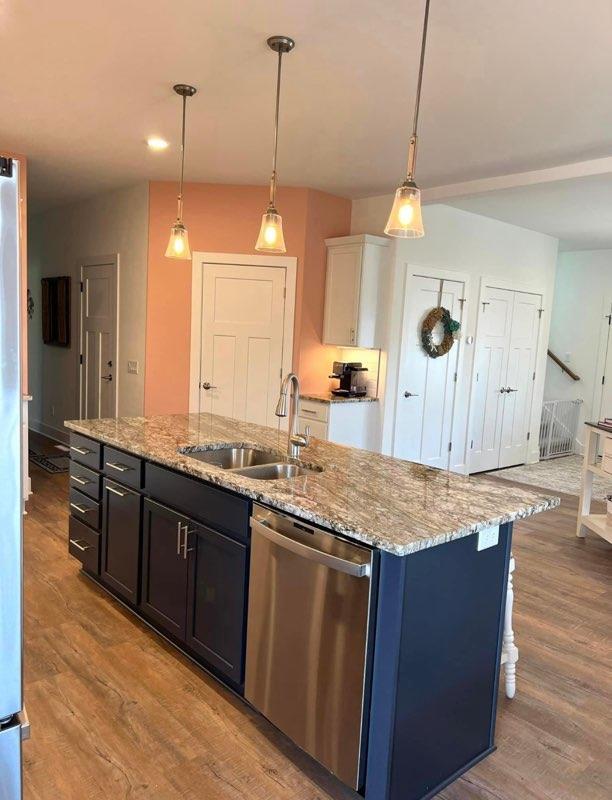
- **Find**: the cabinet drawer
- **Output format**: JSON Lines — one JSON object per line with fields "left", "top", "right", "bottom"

{"left": 299, "top": 400, "right": 329, "bottom": 423}
{"left": 145, "top": 463, "right": 250, "bottom": 543}
{"left": 103, "top": 446, "right": 143, "bottom": 490}
{"left": 602, "top": 436, "right": 612, "bottom": 475}
{"left": 69, "top": 461, "right": 101, "bottom": 501}
{"left": 298, "top": 417, "right": 328, "bottom": 441}
{"left": 69, "top": 433, "right": 102, "bottom": 470}
{"left": 69, "top": 487, "right": 101, "bottom": 531}
{"left": 68, "top": 516, "right": 100, "bottom": 574}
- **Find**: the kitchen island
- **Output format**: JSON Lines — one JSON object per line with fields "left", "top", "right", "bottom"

{"left": 64, "top": 412, "right": 558, "bottom": 800}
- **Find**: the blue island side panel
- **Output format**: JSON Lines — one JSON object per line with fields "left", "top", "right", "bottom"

{"left": 365, "top": 523, "right": 512, "bottom": 800}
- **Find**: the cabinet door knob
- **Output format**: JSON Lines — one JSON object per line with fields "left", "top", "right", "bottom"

{"left": 201, "top": 381, "right": 217, "bottom": 390}
{"left": 404, "top": 391, "right": 419, "bottom": 398}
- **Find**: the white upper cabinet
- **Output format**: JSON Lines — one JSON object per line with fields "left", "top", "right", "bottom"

{"left": 322, "top": 234, "right": 390, "bottom": 348}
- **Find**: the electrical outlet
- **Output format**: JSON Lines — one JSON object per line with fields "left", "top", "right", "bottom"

{"left": 477, "top": 526, "right": 499, "bottom": 551}
{"left": 127, "top": 360, "right": 139, "bottom": 375}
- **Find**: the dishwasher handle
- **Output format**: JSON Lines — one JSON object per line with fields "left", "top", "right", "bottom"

{"left": 250, "top": 517, "right": 370, "bottom": 578}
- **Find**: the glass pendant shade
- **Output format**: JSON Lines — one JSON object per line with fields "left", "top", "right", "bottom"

{"left": 255, "top": 209, "right": 286, "bottom": 253}
{"left": 165, "top": 220, "right": 191, "bottom": 260}
{"left": 385, "top": 181, "right": 424, "bottom": 238}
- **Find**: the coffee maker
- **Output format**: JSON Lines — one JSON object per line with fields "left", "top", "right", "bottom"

{"left": 329, "top": 361, "right": 368, "bottom": 397}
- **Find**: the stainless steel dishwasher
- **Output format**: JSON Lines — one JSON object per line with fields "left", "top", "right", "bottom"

{"left": 245, "top": 503, "right": 375, "bottom": 791}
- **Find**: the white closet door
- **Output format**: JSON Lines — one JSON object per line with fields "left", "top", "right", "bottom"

{"left": 596, "top": 300, "right": 612, "bottom": 420}
{"left": 499, "top": 292, "right": 542, "bottom": 468}
{"left": 199, "top": 263, "right": 286, "bottom": 427}
{"left": 469, "top": 288, "right": 514, "bottom": 472}
{"left": 394, "top": 275, "right": 465, "bottom": 469}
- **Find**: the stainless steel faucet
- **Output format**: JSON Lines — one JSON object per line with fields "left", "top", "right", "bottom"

{"left": 275, "top": 372, "right": 310, "bottom": 458}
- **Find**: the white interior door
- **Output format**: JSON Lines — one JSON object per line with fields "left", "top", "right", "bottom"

{"left": 470, "top": 288, "right": 514, "bottom": 472}
{"left": 199, "top": 263, "right": 287, "bottom": 427}
{"left": 595, "top": 300, "right": 612, "bottom": 420}
{"left": 499, "top": 291, "right": 541, "bottom": 468}
{"left": 79, "top": 261, "right": 117, "bottom": 419}
{"left": 393, "top": 275, "right": 465, "bottom": 469}
{"left": 470, "top": 286, "right": 541, "bottom": 472}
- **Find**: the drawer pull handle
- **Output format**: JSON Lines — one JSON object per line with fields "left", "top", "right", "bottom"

{"left": 70, "top": 502, "right": 94, "bottom": 514}
{"left": 105, "top": 461, "right": 132, "bottom": 473}
{"left": 70, "top": 445, "right": 92, "bottom": 456}
{"left": 107, "top": 485, "right": 128, "bottom": 497}
{"left": 70, "top": 475, "right": 91, "bottom": 486}
{"left": 70, "top": 538, "right": 93, "bottom": 552}
{"left": 301, "top": 409, "right": 317, "bottom": 415}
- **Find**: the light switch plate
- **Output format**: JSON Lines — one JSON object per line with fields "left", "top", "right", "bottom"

{"left": 477, "top": 525, "right": 499, "bottom": 551}
{"left": 127, "top": 360, "right": 139, "bottom": 375}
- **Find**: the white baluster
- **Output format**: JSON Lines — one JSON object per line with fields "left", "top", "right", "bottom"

{"left": 502, "top": 555, "right": 518, "bottom": 698}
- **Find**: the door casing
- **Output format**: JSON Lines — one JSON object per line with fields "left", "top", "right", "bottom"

{"left": 189, "top": 252, "right": 297, "bottom": 418}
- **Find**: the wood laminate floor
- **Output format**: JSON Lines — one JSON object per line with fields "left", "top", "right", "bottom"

{"left": 23, "top": 460, "right": 612, "bottom": 799}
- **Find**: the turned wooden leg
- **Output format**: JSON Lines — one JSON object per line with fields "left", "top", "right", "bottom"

{"left": 502, "top": 555, "right": 518, "bottom": 699}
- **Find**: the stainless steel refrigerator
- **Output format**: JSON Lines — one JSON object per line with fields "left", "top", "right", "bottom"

{"left": 0, "top": 155, "right": 27, "bottom": 799}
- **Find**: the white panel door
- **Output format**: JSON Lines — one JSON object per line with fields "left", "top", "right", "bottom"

{"left": 499, "top": 292, "right": 542, "bottom": 468}
{"left": 199, "top": 263, "right": 286, "bottom": 427}
{"left": 394, "top": 275, "right": 465, "bottom": 469}
{"left": 595, "top": 300, "right": 612, "bottom": 420}
{"left": 470, "top": 288, "right": 514, "bottom": 472}
{"left": 80, "top": 262, "right": 117, "bottom": 419}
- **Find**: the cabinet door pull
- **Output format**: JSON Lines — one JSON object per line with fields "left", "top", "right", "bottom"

{"left": 69, "top": 538, "right": 93, "bottom": 552}
{"left": 70, "top": 445, "right": 92, "bottom": 456}
{"left": 70, "top": 475, "right": 90, "bottom": 486}
{"left": 70, "top": 502, "right": 93, "bottom": 514}
{"left": 105, "top": 461, "right": 131, "bottom": 472}
{"left": 176, "top": 521, "right": 182, "bottom": 556}
{"left": 106, "top": 485, "right": 128, "bottom": 497}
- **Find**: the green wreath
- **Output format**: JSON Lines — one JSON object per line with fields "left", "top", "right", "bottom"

{"left": 421, "top": 306, "right": 461, "bottom": 358}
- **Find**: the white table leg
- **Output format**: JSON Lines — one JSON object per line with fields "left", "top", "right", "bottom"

{"left": 502, "top": 555, "right": 518, "bottom": 699}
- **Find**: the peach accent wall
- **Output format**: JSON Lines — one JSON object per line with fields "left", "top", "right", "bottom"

{"left": 144, "top": 182, "right": 351, "bottom": 415}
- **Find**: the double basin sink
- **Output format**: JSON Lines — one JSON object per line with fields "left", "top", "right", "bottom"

{"left": 181, "top": 446, "right": 323, "bottom": 481}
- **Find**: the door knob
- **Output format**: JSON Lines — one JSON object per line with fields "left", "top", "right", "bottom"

{"left": 500, "top": 387, "right": 507, "bottom": 393}
{"left": 101, "top": 374, "right": 113, "bottom": 382}
{"left": 201, "top": 381, "right": 217, "bottom": 390}
{"left": 506, "top": 387, "right": 518, "bottom": 393}
{"left": 404, "top": 391, "right": 420, "bottom": 398}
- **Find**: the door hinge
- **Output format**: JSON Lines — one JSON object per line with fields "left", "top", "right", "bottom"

{"left": 453, "top": 372, "right": 458, "bottom": 382}
{"left": 470, "top": 439, "right": 474, "bottom": 449}
{"left": 80, "top": 281, "right": 84, "bottom": 293}
{"left": 532, "top": 371, "right": 536, "bottom": 381}
{"left": 79, "top": 354, "right": 83, "bottom": 365}
{"left": 283, "top": 287, "right": 286, "bottom": 299}
{"left": 476, "top": 372, "right": 479, "bottom": 382}
{"left": 448, "top": 442, "right": 452, "bottom": 452}
{"left": 0, "top": 156, "right": 13, "bottom": 178}
{"left": 603, "top": 375, "right": 606, "bottom": 386}
{"left": 527, "top": 431, "right": 531, "bottom": 441}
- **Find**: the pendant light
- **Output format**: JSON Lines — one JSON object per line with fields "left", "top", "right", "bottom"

{"left": 165, "top": 83, "right": 197, "bottom": 260}
{"left": 385, "top": 0, "right": 431, "bottom": 238}
{"left": 255, "top": 35, "right": 295, "bottom": 253}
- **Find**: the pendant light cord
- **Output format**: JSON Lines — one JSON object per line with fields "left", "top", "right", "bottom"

{"left": 407, "top": 0, "right": 431, "bottom": 178}
{"left": 178, "top": 93, "right": 187, "bottom": 219}
{"left": 269, "top": 48, "right": 283, "bottom": 208}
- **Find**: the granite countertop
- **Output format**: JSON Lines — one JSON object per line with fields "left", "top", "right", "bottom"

{"left": 300, "top": 392, "right": 378, "bottom": 404}
{"left": 64, "top": 413, "right": 559, "bottom": 556}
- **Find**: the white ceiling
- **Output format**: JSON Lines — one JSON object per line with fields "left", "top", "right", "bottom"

{"left": 1, "top": 0, "right": 611, "bottom": 218}
{"left": 445, "top": 173, "right": 612, "bottom": 251}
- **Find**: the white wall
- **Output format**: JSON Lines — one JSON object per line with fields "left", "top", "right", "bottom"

{"left": 545, "top": 249, "right": 612, "bottom": 444}
{"left": 351, "top": 199, "right": 559, "bottom": 470}
{"left": 28, "top": 183, "right": 149, "bottom": 440}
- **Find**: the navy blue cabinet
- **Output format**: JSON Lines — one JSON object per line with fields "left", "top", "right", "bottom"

{"left": 101, "top": 479, "right": 142, "bottom": 604}
{"left": 186, "top": 525, "right": 247, "bottom": 684}
{"left": 141, "top": 498, "right": 191, "bottom": 640}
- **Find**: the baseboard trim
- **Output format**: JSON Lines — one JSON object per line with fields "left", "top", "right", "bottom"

{"left": 29, "top": 419, "right": 69, "bottom": 445}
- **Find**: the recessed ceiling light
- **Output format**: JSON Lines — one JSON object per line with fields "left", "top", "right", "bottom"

{"left": 147, "top": 136, "right": 169, "bottom": 151}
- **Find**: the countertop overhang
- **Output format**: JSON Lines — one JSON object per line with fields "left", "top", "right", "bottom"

{"left": 64, "top": 413, "right": 559, "bottom": 556}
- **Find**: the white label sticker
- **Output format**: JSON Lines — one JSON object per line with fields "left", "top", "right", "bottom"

{"left": 477, "top": 526, "right": 500, "bottom": 551}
